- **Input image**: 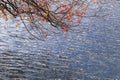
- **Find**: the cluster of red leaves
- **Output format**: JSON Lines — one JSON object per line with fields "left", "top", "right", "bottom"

{"left": 0, "top": 0, "right": 89, "bottom": 39}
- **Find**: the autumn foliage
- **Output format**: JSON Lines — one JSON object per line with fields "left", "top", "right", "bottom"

{"left": 0, "top": 0, "right": 89, "bottom": 40}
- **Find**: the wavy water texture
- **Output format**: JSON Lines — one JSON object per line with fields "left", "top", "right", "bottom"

{"left": 0, "top": 0, "right": 120, "bottom": 80}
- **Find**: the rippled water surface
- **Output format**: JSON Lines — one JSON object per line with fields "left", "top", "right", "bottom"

{"left": 0, "top": 1, "right": 120, "bottom": 80}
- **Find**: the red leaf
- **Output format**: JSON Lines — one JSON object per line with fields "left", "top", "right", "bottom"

{"left": 45, "top": 32, "right": 48, "bottom": 38}
{"left": 18, "top": 9, "right": 23, "bottom": 14}
{"left": 77, "top": 20, "right": 81, "bottom": 24}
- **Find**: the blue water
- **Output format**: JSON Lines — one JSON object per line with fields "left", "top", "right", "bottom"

{"left": 0, "top": 1, "right": 120, "bottom": 80}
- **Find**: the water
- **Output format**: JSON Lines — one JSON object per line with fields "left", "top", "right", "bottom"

{"left": 0, "top": 1, "right": 120, "bottom": 80}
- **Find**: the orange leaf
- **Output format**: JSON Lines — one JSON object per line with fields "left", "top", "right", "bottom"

{"left": 67, "top": 17, "right": 73, "bottom": 22}
{"left": 10, "top": 15, "right": 14, "bottom": 20}
{"left": 16, "top": 23, "right": 20, "bottom": 27}
{"left": 61, "top": 26, "right": 69, "bottom": 32}
{"left": 5, "top": 17, "right": 8, "bottom": 21}
{"left": 69, "top": 11, "right": 74, "bottom": 16}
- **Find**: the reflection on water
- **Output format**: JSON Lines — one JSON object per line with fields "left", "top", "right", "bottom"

{"left": 0, "top": 49, "right": 85, "bottom": 80}
{"left": 0, "top": 1, "right": 120, "bottom": 80}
